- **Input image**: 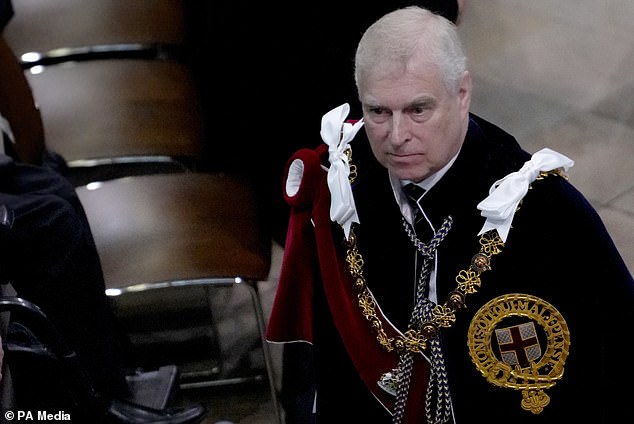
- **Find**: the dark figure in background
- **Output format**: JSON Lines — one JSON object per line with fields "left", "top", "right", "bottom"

{"left": 0, "top": 1, "right": 205, "bottom": 422}
{"left": 0, "top": 154, "right": 130, "bottom": 399}
{"left": 266, "top": 6, "right": 634, "bottom": 423}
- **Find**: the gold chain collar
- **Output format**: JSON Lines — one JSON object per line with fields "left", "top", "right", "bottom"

{"left": 342, "top": 146, "right": 563, "bottom": 354}
{"left": 344, "top": 228, "right": 504, "bottom": 354}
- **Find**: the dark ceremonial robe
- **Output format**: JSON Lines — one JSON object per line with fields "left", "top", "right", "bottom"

{"left": 266, "top": 114, "right": 634, "bottom": 423}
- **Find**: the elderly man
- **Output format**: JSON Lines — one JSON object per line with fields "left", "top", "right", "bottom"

{"left": 267, "top": 6, "right": 634, "bottom": 424}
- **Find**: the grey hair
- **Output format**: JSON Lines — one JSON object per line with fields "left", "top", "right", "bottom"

{"left": 354, "top": 6, "right": 467, "bottom": 96}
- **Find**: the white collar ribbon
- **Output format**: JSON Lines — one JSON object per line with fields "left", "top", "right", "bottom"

{"left": 477, "top": 148, "right": 574, "bottom": 242}
{"left": 321, "top": 103, "right": 365, "bottom": 240}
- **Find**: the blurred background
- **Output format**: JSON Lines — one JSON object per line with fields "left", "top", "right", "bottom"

{"left": 462, "top": 0, "right": 634, "bottom": 275}
{"left": 3, "top": 1, "right": 632, "bottom": 423}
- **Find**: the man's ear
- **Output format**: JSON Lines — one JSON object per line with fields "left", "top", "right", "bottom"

{"left": 458, "top": 70, "right": 472, "bottom": 115}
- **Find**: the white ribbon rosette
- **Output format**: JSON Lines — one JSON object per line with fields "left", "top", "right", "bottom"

{"left": 320, "top": 103, "right": 365, "bottom": 240}
{"left": 477, "top": 148, "right": 574, "bottom": 242}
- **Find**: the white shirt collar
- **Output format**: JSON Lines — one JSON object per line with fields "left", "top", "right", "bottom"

{"left": 389, "top": 151, "right": 460, "bottom": 224}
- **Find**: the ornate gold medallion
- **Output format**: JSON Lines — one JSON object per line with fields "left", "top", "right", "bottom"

{"left": 467, "top": 293, "right": 571, "bottom": 414}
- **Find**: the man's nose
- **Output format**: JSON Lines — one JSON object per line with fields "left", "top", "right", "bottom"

{"left": 389, "top": 113, "right": 410, "bottom": 146}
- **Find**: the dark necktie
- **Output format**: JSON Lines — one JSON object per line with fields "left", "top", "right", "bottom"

{"left": 403, "top": 183, "right": 425, "bottom": 219}
{"left": 403, "top": 183, "right": 431, "bottom": 239}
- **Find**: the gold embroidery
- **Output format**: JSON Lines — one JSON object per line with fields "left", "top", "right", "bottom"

{"left": 535, "top": 168, "right": 568, "bottom": 181}
{"left": 467, "top": 293, "right": 571, "bottom": 414}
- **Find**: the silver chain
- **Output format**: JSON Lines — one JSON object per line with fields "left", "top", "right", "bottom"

{"left": 392, "top": 216, "right": 453, "bottom": 424}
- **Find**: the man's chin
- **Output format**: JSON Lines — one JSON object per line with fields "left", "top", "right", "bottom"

{"left": 390, "top": 169, "right": 429, "bottom": 183}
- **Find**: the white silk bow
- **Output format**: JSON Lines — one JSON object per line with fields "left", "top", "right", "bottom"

{"left": 321, "top": 103, "right": 365, "bottom": 240}
{"left": 477, "top": 148, "right": 574, "bottom": 242}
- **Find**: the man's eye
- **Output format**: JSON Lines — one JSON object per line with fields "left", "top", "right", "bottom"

{"left": 410, "top": 103, "right": 433, "bottom": 115}
{"left": 369, "top": 107, "right": 386, "bottom": 115}
{"left": 409, "top": 104, "right": 434, "bottom": 122}
{"left": 366, "top": 107, "right": 391, "bottom": 123}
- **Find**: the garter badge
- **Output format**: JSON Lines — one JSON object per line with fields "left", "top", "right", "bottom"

{"left": 467, "top": 293, "right": 570, "bottom": 414}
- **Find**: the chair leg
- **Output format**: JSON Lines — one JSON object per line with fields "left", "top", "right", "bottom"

{"left": 1, "top": 288, "right": 17, "bottom": 411}
{"left": 123, "top": 277, "right": 284, "bottom": 422}
{"left": 243, "top": 280, "right": 283, "bottom": 424}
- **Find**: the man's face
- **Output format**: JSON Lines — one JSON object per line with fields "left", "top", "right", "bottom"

{"left": 359, "top": 62, "right": 471, "bottom": 183}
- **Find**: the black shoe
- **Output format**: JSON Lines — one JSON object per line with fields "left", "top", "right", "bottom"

{"left": 106, "top": 398, "right": 207, "bottom": 424}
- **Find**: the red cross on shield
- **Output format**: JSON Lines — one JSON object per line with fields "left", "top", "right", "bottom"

{"left": 495, "top": 321, "right": 542, "bottom": 367}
